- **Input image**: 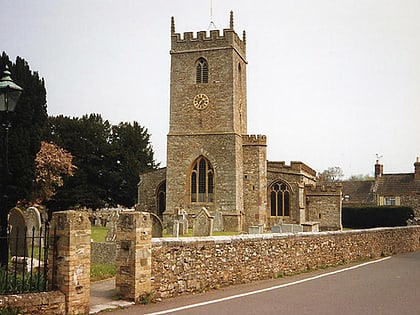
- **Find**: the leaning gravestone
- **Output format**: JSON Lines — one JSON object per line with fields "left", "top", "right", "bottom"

{"left": 149, "top": 212, "right": 163, "bottom": 237}
{"left": 9, "top": 208, "right": 28, "bottom": 257}
{"left": 192, "top": 208, "right": 214, "bottom": 237}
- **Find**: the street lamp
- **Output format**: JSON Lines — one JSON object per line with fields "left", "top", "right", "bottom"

{"left": 0, "top": 65, "right": 23, "bottom": 268}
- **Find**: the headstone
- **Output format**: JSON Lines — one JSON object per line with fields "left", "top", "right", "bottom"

{"left": 24, "top": 207, "right": 42, "bottom": 246}
{"left": 192, "top": 208, "right": 214, "bottom": 237}
{"left": 9, "top": 208, "right": 28, "bottom": 257}
{"left": 271, "top": 225, "right": 282, "bottom": 233}
{"left": 212, "top": 210, "right": 224, "bottom": 232}
{"left": 248, "top": 225, "right": 263, "bottom": 234}
{"left": 105, "top": 209, "right": 120, "bottom": 242}
{"left": 173, "top": 220, "right": 180, "bottom": 237}
{"left": 281, "top": 223, "right": 303, "bottom": 233}
{"left": 177, "top": 209, "right": 188, "bottom": 235}
{"left": 149, "top": 213, "right": 163, "bottom": 237}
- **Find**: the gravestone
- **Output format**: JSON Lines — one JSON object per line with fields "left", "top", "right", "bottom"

{"left": 105, "top": 209, "right": 120, "bottom": 242}
{"left": 24, "top": 207, "right": 42, "bottom": 246}
{"left": 177, "top": 209, "right": 188, "bottom": 235}
{"left": 271, "top": 225, "right": 282, "bottom": 233}
{"left": 248, "top": 225, "right": 263, "bottom": 234}
{"left": 9, "top": 207, "right": 28, "bottom": 257}
{"left": 173, "top": 220, "right": 180, "bottom": 237}
{"left": 149, "top": 212, "right": 163, "bottom": 237}
{"left": 212, "top": 210, "right": 224, "bottom": 232}
{"left": 192, "top": 208, "right": 214, "bottom": 237}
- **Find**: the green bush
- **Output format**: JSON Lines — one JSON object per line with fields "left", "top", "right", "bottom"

{"left": 0, "top": 305, "right": 22, "bottom": 315}
{"left": 342, "top": 206, "right": 414, "bottom": 229}
{"left": 0, "top": 268, "right": 47, "bottom": 294}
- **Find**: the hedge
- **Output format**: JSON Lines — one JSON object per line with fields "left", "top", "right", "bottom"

{"left": 342, "top": 206, "right": 414, "bottom": 229}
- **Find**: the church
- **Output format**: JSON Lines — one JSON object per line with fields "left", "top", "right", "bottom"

{"left": 137, "top": 12, "right": 342, "bottom": 232}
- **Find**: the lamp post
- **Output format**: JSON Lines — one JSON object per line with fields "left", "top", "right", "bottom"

{"left": 0, "top": 65, "right": 23, "bottom": 268}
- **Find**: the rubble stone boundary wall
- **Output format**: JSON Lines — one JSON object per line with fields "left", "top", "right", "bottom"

{"left": 91, "top": 241, "right": 116, "bottom": 264}
{"left": 151, "top": 226, "right": 420, "bottom": 298}
{"left": 0, "top": 291, "right": 65, "bottom": 314}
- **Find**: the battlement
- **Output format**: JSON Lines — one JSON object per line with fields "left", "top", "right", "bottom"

{"left": 267, "top": 161, "right": 317, "bottom": 177}
{"left": 170, "top": 12, "right": 246, "bottom": 58}
{"left": 305, "top": 183, "right": 343, "bottom": 194}
{"left": 242, "top": 134, "right": 267, "bottom": 146}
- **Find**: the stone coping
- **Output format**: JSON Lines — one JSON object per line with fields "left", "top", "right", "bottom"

{"left": 151, "top": 226, "right": 416, "bottom": 246}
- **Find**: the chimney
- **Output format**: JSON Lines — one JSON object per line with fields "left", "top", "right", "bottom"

{"left": 374, "top": 160, "right": 383, "bottom": 178}
{"left": 415, "top": 157, "right": 420, "bottom": 180}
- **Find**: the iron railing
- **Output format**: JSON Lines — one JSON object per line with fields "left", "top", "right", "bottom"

{"left": 0, "top": 223, "right": 54, "bottom": 294}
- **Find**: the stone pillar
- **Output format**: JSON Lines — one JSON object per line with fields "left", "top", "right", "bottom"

{"left": 49, "top": 210, "right": 91, "bottom": 315}
{"left": 115, "top": 211, "right": 152, "bottom": 302}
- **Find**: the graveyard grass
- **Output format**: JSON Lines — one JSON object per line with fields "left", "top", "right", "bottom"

{"left": 91, "top": 226, "right": 109, "bottom": 242}
{"left": 89, "top": 226, "right": 239, "bottom": 282}
{"left": 91, "top": 226, "right": 116, "bottom": 281}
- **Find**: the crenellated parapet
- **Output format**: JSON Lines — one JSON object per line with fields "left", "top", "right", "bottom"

{"left": 242, "top": 134, "right": 267, "bottom": 146}
{"left": 305, "top": 183, "right": 343, "bottom": 195}
{"left": 267, "top": 161, "right": 317, "bottom": 178}
{"left": 170, "top": 12, "right": 246, "bottom": 59}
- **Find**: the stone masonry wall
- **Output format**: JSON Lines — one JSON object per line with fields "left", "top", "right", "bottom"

{"left": 306, "top": 184, "right": 342, "bottom": 230}
{"left": 0, "top": 291, "right": 65, "bottom": 315}
{"left": 151, "top": 226, "right": 420, "bottom": 299}
{"left": 401, "top": 195, "right": 420, "bottom": 217}
{"left": 137, "top": 168, "right": 166, "bottom": 214}
{"left": 91, "top": 241, "right": 117, "bottom": 264}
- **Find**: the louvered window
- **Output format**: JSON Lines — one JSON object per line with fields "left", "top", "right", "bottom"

{"left": 196, "top": 58, "right": 208, "bottom": 83}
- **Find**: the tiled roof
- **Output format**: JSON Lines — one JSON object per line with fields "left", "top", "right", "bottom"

{"left": 342, "top": 173, "right": 420, "bottom": 206}
{"left": 375, "top": 173, "right": 420, "bottom": 195}
{"left": 342, "top": 180, "right": 375, "bottom": 205}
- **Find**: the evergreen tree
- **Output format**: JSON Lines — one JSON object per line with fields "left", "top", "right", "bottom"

{"left": 0, "top": 53, "right": 47, "bottom": 267}
{"left": 43, "top": 115, "right": 157, "bottom": 210}
{"left": 0, "top": 52, "right": 47, "bottom": 207}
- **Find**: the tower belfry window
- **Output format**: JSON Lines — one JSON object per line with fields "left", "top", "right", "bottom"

{"left": 196, "top": 58, "right": 208, "bottom": 83}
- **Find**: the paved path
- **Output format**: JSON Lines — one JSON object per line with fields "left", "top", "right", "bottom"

{"left": 90, "top": 278, "right": 134, "bottom": 314}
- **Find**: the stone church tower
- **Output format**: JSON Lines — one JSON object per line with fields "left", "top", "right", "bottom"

{"left": 137, "top": 12, "right": 342, "bottom": 232}
{"left": 165, "top": 12, "right": 265, "bottom": 231}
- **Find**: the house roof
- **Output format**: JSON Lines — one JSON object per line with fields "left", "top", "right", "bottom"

{"left": 342, "top": 180, "right": 375, "bottom": 205}
{"left": 375, "top": 173, "right": 420, "bottom": 195}
{"left": 342, "top": 173, "right": 420, "bottom": 206}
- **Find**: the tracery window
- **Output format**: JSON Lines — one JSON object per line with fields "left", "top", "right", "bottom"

{"left": 269, "top": 181, "right": 290, "bottom": 217}
{"left": 196, "top": 57, "right": 208, "bottom": 83}
{"left": 191, "top": 156, "right": 214, "bottom": 203}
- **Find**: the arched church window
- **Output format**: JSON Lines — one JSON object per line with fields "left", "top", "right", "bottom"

{"left": 269, "top": 181, "right": 290, "bottom": 217}
{"left": 196, "top": 57, "right": 208, "bottom": 83}
{"left": 190, "top": 156, "right": 214, "bottom": 203}
{"left": 157, "top": 181, "right": 166, "bottom": 217}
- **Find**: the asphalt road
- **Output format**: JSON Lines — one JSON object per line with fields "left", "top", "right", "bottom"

{"left": 109, "top": 251, "right": 420, "bottom": 315}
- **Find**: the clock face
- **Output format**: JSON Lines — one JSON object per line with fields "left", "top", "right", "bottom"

{"left": 193, "top": 94, "right": 209, "bottom": 110}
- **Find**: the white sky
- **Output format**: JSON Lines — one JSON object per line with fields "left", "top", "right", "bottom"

{"left": 2, "top": 0, "right": 420, "bottom": 178}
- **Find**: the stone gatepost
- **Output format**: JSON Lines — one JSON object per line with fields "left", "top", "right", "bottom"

{"left": 115, "top": 211, "right": 152, "bottom": 302}
{"left": 49, "top": 210, "right": 91, "bottom": 315}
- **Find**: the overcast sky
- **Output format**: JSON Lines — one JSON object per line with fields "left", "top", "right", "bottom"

{"left": 2, "top": 0, "right": 419, "bottom": 178}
